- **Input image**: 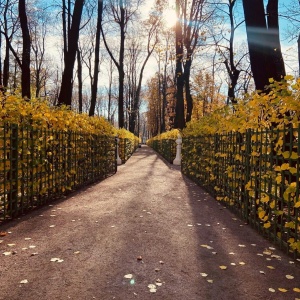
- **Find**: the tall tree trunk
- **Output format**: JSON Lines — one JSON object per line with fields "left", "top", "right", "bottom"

{"left": 58, "top": 0, "right": 84, "bottom": 107}
{"left": 174, "top": 0, "right": 185, "bottom": 129}
{"left": 3, "top": 39, "right": 10, "bottom": 89}
{"left": 184, "top": 50, "right": 193, "bottom": 123}
{"left": 0, "top": 32, "right": 2, "bottom": 91}
{"left": 297, "top": 34, "right": 300, "bottom": 78}
{"left": 89, "top": 0, "right": 103, "bottom": 116}
{"left": 242, "top": 0, "right": 285, "bottom": 91}
{"left": 266, "top": 0, "right": 286, "bottom": 81}
{"left": 19, "top": 0, "right": 31, "bottom": 99}
{"left": 77, "top": 49, "right": 83, "bottom": 113}
{"left": 118, "top": 3, "right": 125, "bottom": 128}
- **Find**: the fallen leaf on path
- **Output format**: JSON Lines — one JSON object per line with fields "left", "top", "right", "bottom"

{"left": 251, "top": 244, "right": 256, "bottom": 246}
{"left": 229, "top": 252, "right": 235, "bottom": 255}
{"left": 259, "top": 271, "right": 265, "bottom": 275}
{"left": 268, "top": 288, "right": 275, "bottom": 293}
{"left": 7, "top": 244, "right": 16, "bottom": 247}
{"left": 74, "top": 251, "right": 80, "bottom": 254}
{"left": 230, "top": 263, "right": 236, "bottom": 266}
{"left": 278, "top": 288, "right": 288, "bottom": 292}
{"left": 124, "top": 274, "right": 133, "bottom": 279}
{"left": 29, "top": 245, "right": 36, "bottom": 249}
{"left": 3, "top": 251, "right": 12, "bottom": 256}
{"left": 20, "top": 280, "right": 28, "bottom": 284}
{"left": 49, "top": 225, "right": 55, "bottom": 228}
{"left": 207, "top": 279, "right": 213, "bottom": 283}
{"left": 219, "top": 266, "right": 227, "bottom": 270}
{"left": 200, "top": 273, "right": 208, "bottom": 277}
{"left": 200, "top": 245, "right": 213, "bottom": 250}
{"left": 293, "top": 288, "right": 300, "bottom": 293}
{"left": 238, "top": 244, "right": 246, "bottom": 248}
{"left": 50, "top": 258, "right": 64, "bottom": 262}
{"left": 0, "top": 232, "right": 7, "bottom": 237}
{"left": 148, "top": 284, "right": 156, "bottom": 289}
{"left": 239, "top": 262, "right": 245, "bottom": 265}
{"left": 24, "top": 238, "right": 31, "bottom": 241}
{"left": 267, "top": 266, "right": 275, "bottom": 269}
{"left": 286, "top": 275, "right": 294, "bottom": 279}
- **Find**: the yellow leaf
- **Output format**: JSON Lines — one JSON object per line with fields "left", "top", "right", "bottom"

{"left": 264, "top": 222, "right": 271, "bottom": 229}
{"left": 293, "top": 288, "right": 300, "bottom": 293}
{"left": 270, "top": 200, "right": 275, "bottom": 209}
{"left": 295, "top": 201, "right": 300, "bottom": 208}
{"left": 282, "top": 151, "right": 290, "bottom": 159}
{"left": 267, "top": 266, "right": 275, "bottom": 269}
{"left": 290, "top": 152, "right": 298, "bottom": 160}
{"left": 258, "top": 210, "right": 266, "bottom": 220}
{"left": 219, "top": 266, "right": 227, "bottom": 270}
{"left": 286, "top": 275, "right": 294, "bottom": 280}
{"left": 278, "top": 288, "right": 288, "bottom": 292}
{"left": 281, "top": 163, "right": 290, "bottom": 171}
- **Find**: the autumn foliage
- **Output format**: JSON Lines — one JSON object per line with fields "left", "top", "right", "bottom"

{"left": 150, "top": 77, "right": 300, "bottom": 255}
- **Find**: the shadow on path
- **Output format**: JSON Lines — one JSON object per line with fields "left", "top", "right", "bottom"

{"left": 0, "top": 145, "right": 299, "bottom": 300}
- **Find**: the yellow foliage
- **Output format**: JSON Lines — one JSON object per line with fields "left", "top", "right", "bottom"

{"left": 0, "top": 94, "right": 115, "bottom": 135}
{"left": 184, "top": 77, "right": 300, "bottom": 136}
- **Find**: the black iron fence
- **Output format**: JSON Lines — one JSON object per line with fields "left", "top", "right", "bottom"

{"left": 119, "top": 138, "right": 139, "bottom": 163}
{"left": 0, "top": 123, "right": 117, "bottom": 222}
{"left": 148, "top": 139, "right": 176, "bottom": 163}
{"left": 182, "top": 126, "right": 300, "bottom": 257}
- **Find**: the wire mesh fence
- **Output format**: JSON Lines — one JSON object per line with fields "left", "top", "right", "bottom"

{"left": 182, "top": 126, "right": 300, "bottom": 257}
{"left": 0, "top": 123, "right": 116, "bottom": 222}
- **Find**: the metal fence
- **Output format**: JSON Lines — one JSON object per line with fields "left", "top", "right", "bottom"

{"left": 0, "top": 123, "right": 117, "bottom": 222}
{"left": 119, "top": 138, "right": 139, "bottom": 163}
{"left": 149, "top": 139, "right": 176, "bottom": 163}
{"left": 182, "top": 126, "right": 300, "bottom": 257}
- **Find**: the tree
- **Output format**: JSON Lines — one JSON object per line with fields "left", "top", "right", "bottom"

{"left": 58, "top": 0, "right": 85, "bottom": 107}
{"left": 89, "top": 0, "right": 103, "bottom": 116}
{"left": 101, "top": 0, "right": 142, "bottom": 128}
{"left": 174, "top": 0, "right": 213, "bottom": 128}
{"left": 127, "top": 4, "right": 160, "bottom": 134}
{"left": 174, "top": 0, "right": 185, "bottom": 129}
{"left": 18, "top": 0, "right": 31, "bottom": 98}
{"left": 242, "top": 0, "right": 285, "bottom": 91}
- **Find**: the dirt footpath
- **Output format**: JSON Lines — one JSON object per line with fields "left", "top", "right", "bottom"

{"left": 1, "top": 145, "right": 300, "bottom": 300}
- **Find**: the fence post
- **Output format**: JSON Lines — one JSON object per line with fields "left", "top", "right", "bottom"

{"left": 115, "top": 137, "right": 122, "bottom": 165}
{"left": 173, "top": 134, "right": 182, "bottom": 165}
{"left": 8, "top": 124, "right": 19, "bottom": 218}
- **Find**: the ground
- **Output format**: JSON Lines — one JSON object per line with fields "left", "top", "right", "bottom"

{"left": 0, "top": 145, "right": 300, "bottom": 300}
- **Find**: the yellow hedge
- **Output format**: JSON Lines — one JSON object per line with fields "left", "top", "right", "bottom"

{"left": 183, "top": 76, "right": 300, "bottom": 136}
{"left": 0, "top": 94, "right": 114, "bottom": 135}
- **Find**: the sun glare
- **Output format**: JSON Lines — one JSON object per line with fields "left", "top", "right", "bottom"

{"left": 163, "top": 8, "right": 177, "bottom": 29}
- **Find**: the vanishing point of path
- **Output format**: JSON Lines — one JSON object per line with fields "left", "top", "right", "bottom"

{"left": 1, "top": 145, "right": 300, "bottom": 300}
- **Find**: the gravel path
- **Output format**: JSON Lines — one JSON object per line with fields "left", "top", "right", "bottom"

{"left": 1, "top": 145, "right": 300, "bottom": 300}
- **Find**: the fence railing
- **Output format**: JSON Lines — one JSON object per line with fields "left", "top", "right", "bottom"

{"left": 182, "top": 126, "right": 300, "bottom": 257}
{"left": 119, "top": 138, "right": 139, "bottom": 163}
{"left": 148, "top": 139, "right": 177, "bottom": 163}
{"left": 0, "top": 123, "right": 117, "bottom": 222}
